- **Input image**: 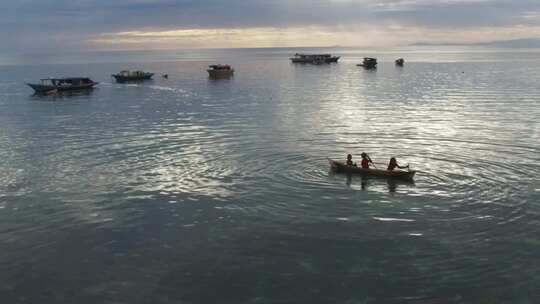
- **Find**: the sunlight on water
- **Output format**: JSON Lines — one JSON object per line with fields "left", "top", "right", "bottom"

{"left": 0, "top": 48, "right": 539, "bottom": 303}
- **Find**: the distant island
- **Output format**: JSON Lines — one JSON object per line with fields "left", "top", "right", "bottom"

{"left": 412, "top": 38, "right": 540, "bottom": 48}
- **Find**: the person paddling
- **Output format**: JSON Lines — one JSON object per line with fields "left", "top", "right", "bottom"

{"left": 360, "top": 152, "right": 373, "bottom": 169}
{"left": 346, "top": 154, "right": 357, "bottom": 167}
{"left": 387, "top": 157, "right": 409, "bottom": 171}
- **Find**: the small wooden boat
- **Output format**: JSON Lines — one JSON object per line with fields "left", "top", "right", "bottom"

{"left": 27, "top": 78, "right": 98, "bottom": 94}
{"left": 328, "top": 158, "right": 416, "bottom": 181}
{"left": 207, "top": 64, "right": 234, "bottom": 78}
{"left": 357, "top": 57, "right": 378, "bottom": 69}
{"left": 112, "top": 70, "right": 154, "bottom": 82}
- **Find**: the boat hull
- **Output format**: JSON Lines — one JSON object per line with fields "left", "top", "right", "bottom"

{"left": 207, "top": 69, "right": 234, "bottom": 78}
{"left": 290, "top": 56, "right": 340, "bottom": 64}
{"left": 112, "top": 74, "right": 154, "bottom": 82}
{"left": 27, "top": 83, "right": 57, "bottom": 94}
{"left": 325, "top": 56, "right": 340, "bottom": 63}
{"left": 357, "top": 64, "right": 377, "bottom": 69}
{"left": 27, "top": 82, "right": 98, "bottom": 94}
{"left": 328, "top": 159, "right": 416, "bottom": 181}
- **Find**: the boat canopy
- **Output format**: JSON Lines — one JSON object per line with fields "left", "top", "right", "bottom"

{"left": 117, "top": 70, "right": 149, "bottom": 76}
{"left": 293, "top": 53, "right": 332, "bottom": 57}
{"left": 209, "top": 65, "right": 232, "bottom": 70}
{"left": 40, "top": 78, "right": 93, "bottom": 84}
{"left": 40, "top": 77, "right": 91, "bottom": 81}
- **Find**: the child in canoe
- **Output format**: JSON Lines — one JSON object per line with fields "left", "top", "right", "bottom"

{"left": 346, "top": 154, "right": 357, "bottom": 167}
{"left": 360, "top": 152, "right": 372, "bottom": 169}
{"left": 387, "top": 157, "right": 409, "bottom": 171}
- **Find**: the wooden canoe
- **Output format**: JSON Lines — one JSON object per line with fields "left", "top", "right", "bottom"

{"left": 328, "top": 158, "right": 416, "bottom": 181}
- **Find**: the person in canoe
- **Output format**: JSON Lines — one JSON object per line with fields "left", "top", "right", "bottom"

{"left": 387, "top": 157, "right": 409, "bottom": 171}
{"left": 360, "top": 152, "right": 373, "bottom": 169}
{"left": 346, "top": 154, "right": 357, "bottom": 167}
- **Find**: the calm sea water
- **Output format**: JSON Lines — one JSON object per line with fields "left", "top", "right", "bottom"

{"left": 1, "top": 48, "right": 540, "bottom": 303}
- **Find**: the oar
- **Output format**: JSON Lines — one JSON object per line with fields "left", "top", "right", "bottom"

{"left": 367, "top": 154, "right": 377, "bottom": 169}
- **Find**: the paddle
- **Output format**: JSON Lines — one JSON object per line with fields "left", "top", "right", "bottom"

{"left": 366, "top": 154, "right": 377, "bottom": 169}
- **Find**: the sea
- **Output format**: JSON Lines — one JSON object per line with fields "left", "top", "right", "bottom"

{"left": 1, "top": 47, "right": 540, "bottom": 303}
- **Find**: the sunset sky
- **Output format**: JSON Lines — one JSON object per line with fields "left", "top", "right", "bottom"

{"left": 1, "top": 0, "right": 539, "bottom": 53}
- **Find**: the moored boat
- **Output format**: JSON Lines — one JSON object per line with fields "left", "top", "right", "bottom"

{"left": 27, "top": 78, "right": 98, "bottom": 94}
{"left": 328, "top": 158, "right": 416, "bottom": 181}
{"left": 112, "top": 70, "right": 154, "bottom": 82}
{"left": 290, "top": 53, "right": 340, "bottom": 64}
{"left": 207, "top": 64, "right": 234, "bottom": 78}
{"left": 357, "top": 57, "right": 378, "bottom": 69}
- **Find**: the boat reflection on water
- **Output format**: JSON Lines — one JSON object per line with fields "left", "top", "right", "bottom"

{"left": 30, "top": 88, "right": 96, "bottom": 101}
{"left": 386, "top": 177, "right": 415, "bottom": 193}
{"left": 343, "top": 173, "right": 416, "bottom": 193}
{"left": 113, "top": 78, "right": 154, "bottom": 85}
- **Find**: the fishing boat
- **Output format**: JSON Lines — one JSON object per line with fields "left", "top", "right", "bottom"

{"left": 328, "top": 158, "right": 416, "bottom": 181}
{"left": 357, "top": 57, "right": 378, "bottom": 69}
{"left": 27, "top": 78, "right": 98, "bottom": 94}
{"left": 290, "top": 53, "right": 340, "bottom": 64}
{"left": 395, "top": 58, "right": 405, "bottom": 66}
{"left": 207, "top": 64, "right": 234, "bottom": 78}
{"left": 111, "top": 70, "right": 154, "bottom": 82}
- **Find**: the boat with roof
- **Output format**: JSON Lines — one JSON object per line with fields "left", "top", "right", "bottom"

{"left": 290, "top": 53, "right": 340, "bottom": 64}
{"left": 27, "top": 77, "right": 99, "bottom": 94}
{"left": 207, "top": 64, "right": 234, "bottom": 78}
{"left": 111, "top": 70, "right": 154, "bottom": 82}
{"left": 357, "top": 57, "right": 378, "bottom": 69}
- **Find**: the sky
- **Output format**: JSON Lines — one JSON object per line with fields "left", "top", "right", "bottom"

{"left": 0, "top": 0, "right": 539, "bottom": 53}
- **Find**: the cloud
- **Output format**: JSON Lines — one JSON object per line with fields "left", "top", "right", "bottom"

{"left": 86, "top": 25, "right": 540, "bottom": 50}
{"left": 0, "top": 0, "right": 539, "bottom": 53}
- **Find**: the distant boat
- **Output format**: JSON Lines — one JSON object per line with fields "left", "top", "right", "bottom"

{"left": 111, "top": 70, "right": 154, "bottom": 82}
{"left": 207, "top": 65, "right": 234, "bottom": 78}
{"left": 290, "top": 53, "right": 340, "bottom": 64}
{"left": 395, "top": 58, "right": 405, "bottom": 66}
{"left": 328, "top": 158, "right": 416, "bottom": 181}
{"left": 357, "top": 57, "right": 378, "bottom": 69}
{"left": 162, "top": 74, "right": 169, "bottom": 79}
{"left": 27, "top": 78, "right": 98, "bottom": 94}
